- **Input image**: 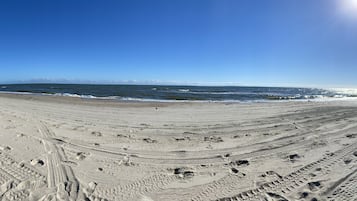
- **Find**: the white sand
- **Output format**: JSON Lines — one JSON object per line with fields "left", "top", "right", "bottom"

{"left": 0, "top": 93, "right": 356, "bottom": 201}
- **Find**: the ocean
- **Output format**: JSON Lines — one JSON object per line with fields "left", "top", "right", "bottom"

{"left": 0, "top": 84, "right": 355, "bottom": 102}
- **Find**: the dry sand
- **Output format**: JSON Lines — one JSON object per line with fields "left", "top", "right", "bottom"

{"left": 0, "top": 93, "right": 356, "bottom": 201}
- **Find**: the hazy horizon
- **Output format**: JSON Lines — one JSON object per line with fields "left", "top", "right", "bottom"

{"left": 2, "top": 79, "right": 357, "bottom": 89}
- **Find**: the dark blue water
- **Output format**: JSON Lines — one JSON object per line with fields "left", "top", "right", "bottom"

{"left": 0, "top": 84, "right": 351, "bottom": 102}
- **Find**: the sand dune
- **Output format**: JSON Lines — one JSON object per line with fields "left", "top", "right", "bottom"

{"left": 0, "top": 93, "right": 356, "bottom": 201}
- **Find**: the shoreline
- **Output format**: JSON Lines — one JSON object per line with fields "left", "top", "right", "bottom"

{"left": 1, "top": 90, "right": 357, "bottom": 106}
{"left": 1, "top": 84, "right": 355, "bottom": 104}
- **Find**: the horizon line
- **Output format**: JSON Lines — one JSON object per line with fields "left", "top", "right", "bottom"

{"left": 1, "top": 79, "right": 355, "bottom": 89}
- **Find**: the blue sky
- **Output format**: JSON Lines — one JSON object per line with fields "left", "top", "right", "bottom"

{"left": 1, "top": 0, "right": 357, "bottom": 87}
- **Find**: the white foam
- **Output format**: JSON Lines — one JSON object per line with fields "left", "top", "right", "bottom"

{"left": 54, "top": 93, "right": 113, "bottom": 99}
{"left": 0, "top": 91, "right": 33, "bottom": 95}
{"left": 1, "top": 89, "right": 357, "bottom": 103}
{"left": 178, "top": 89, "right": 190, "bottom": 92}
{"left": 54, "top": 93, "right": 81, "bottom": 98}
{"left": 329, "top": 88, "right": 357, "bottom": 96}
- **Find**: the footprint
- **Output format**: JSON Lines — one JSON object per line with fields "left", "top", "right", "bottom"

{"left": 307, "top": 181, "right": 322, "bottom": 191}
{"left": 30, "top": 159, "right": 45, "bottom": 167}
{"left": 0, "top": 145, "right": 12, "bottom": 151}
{"left": 204, "top": 136, "right": 223, "bottom": 143}
{"left": 75, "top": 152, "right": 89, "bottom": 160}
{"left": 298, "top": 191, "right": 309, "bottom": 199}
{"left": 288, "top": 153, "right": 301, "bottom": 162}
{"left": 264, "top": 192, "right": 288, "bottom": 201}
{"left": 91, "top": 131, "right": 102, "bottom": 137}
{"left": 143, "top": 138, "right": 157, "bottom": 143}
{"left": 173, "top": 167, "right": 195, "bottom": 179}
{"left": 230, "top": 159, "right": 250, "bottom": 167}
{"left": 230, "top": 167, "right": 239, "bottom": 174}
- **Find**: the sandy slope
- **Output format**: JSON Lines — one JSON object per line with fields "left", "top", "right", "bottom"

{"left": 0, "top": 93, "right": 356, "bottom": 201}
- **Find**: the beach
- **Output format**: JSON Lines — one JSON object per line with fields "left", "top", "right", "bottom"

{"left": 0, "top": 93, "right": 356, "bottom": 201}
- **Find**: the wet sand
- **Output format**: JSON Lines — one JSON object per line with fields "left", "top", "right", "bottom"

{"left": 0, "top": 93, "right": 356, "bottom": 201}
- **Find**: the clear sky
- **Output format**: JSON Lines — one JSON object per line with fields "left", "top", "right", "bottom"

{"left": 1, "top": 0, "right": 357, "bottom": 87}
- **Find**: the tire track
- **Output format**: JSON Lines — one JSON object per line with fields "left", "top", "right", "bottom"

{"left": 1, "top": 189, "right": 30, "bottom": 201}
{"left": 90, "top": 173, "right": 177, "bottom": 201}
{"left": 155, "top": 174, "right": 246, "bottom": 201}
{"left": 0, "top": 151, "right": 45, "bottom": 200}
{"left": 38, "top": 121, "right": 80, "bottom": 201}
{"left": 325, "top": 169, "right": 357, "bottom": 201}
{"left": 60, "top": 119, "right": 356, "bottom": 166}
{"left": 213, "top": 141, "right": 357, "bottom": 201}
